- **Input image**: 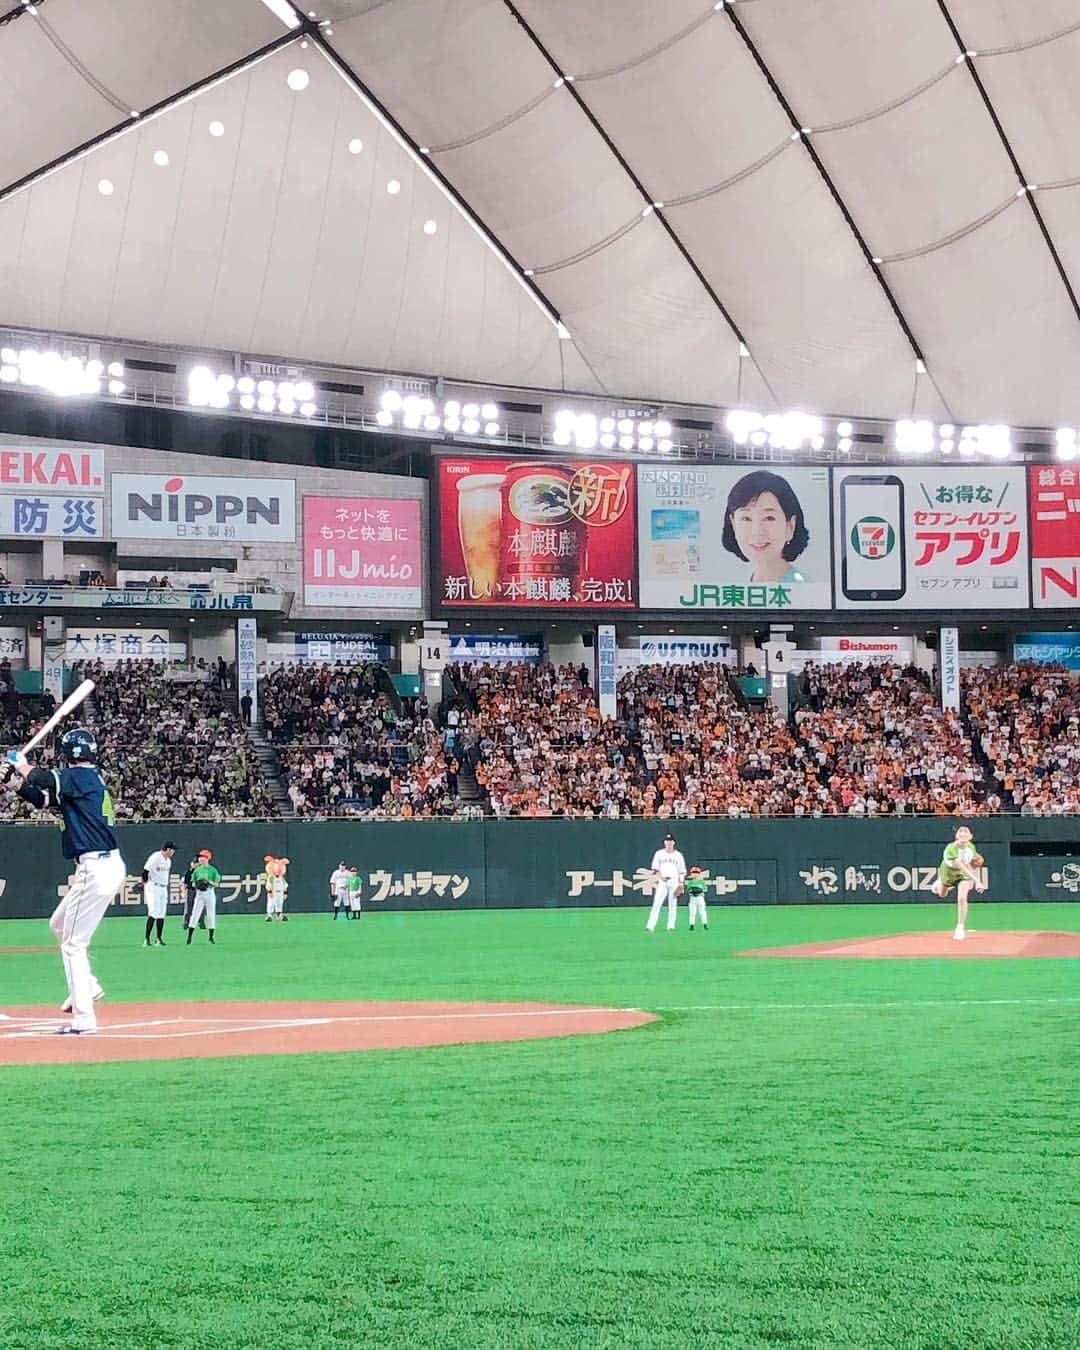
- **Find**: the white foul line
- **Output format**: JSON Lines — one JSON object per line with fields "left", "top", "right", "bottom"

{"left": 657, "top": 996, "right": 1080, "bottom": 1013}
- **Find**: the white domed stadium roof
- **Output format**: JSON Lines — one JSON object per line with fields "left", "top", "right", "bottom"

{"left": 2, "top": 0, "right": 1079, "bottom": 425}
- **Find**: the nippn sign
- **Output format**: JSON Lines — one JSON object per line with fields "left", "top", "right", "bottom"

{"left": 111, "top": 474, "right": 296, "bottom": 541}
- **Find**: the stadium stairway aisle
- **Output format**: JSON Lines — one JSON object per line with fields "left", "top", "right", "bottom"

{"left": 247, "top": 721, "right": 292, "bottom": 817}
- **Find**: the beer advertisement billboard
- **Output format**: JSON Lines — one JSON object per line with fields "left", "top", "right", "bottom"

{"left": 637, "top": 465, "right": 832, "bottom": 610}
{"left": 1029, "top": 465, "right": 1080, "bottom": 608}
{"left": 436, "top": 457, "right": 635, "bottom": 608}
{"left": 832, "top": 466, "right": 1029, "bottom": 610}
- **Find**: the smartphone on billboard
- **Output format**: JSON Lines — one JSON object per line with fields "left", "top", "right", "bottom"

{"left": 840, "top": 474, "right": 906, "bottom": 601}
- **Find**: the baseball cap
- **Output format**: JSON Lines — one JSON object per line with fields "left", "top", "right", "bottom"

{"left": 663, "top": 833, "right": 675, "bottom": 842}
{"left": 198, "top": 848, "right": 213, "bottom": 860}
{"left": 163, "top": 840, "right": 175, "bottom": 850}
{"left": 689, "top": 865, "right": 702, "bottom": 874}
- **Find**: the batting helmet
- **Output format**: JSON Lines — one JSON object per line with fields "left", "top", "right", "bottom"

{"left": 59, "top": 726, "right": 97, "bottom": 765}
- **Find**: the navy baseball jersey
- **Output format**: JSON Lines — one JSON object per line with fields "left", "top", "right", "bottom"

{"left": 17, "top": 765, "right": 119, "bottom": 859}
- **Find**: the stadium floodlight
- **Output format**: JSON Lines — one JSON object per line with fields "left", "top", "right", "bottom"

{"left": 287, "top": 69, "right": 310, "bottom": 91}
{"left": 107, "top": 379, "right": 125, "bottom": 395}
{"left": 895, "top": 419, "right": 934, "bottom": 454}
{"left": 423, "top": 414, "right": 441, "bottom": 431}
{"left": 599, "top": 417, "right": 615, "bottom": 434}
{"left": 237, "top": 376, "right": 255, "bottom": 395}
{"left": 638, "top": 435, "right": 654, "bottom": 452}
{"left": 658, "top": 437, "right": 674, "bottom": 453}
{"left": 444, "top": 400, "right": 461, "bottom": 418}
{"left": 257, "top": 395, "right": 276, "bottom": 413}
{"left": 462, "top": 418, "right": 481, "bottom": 435}
{"left": 462, "top": 402, "right": 480, "bottom": 420}
{"left": 375, "top": 409, "right": 393, "bottom": 427}
{"left": 553, "top": 427, "right": 572, "bottom": 447}
{"left": 240, "top": 394, "right": 256, "bottom": 411}
{"left": 837, "top": 437, "right": 853, "bottom": 453}
{"left": 444, "top": 417, "right": 461, "bottom": 433}
{"left": 380, "top": 390, "right": 403, "bottom": 412}
{"left": 481, "top": 402, "right": 498, "bottom": 421}
{"left": 1056, "top": 428, "right": 1078, "bottom": 462}
{"left": 294, "top": 380, "right": 315, "bottom": 401}
{"left": 0, "top": 347, "right": 15, "bottom": 364}
{"left": 617, "top": 417, "right": 634, "bottom": 435}
{"left": 107, "top": 361, "right": 125, "bottom": 378}
{"left": 600, "top": 433, "right": 616, "bottom": 450}
{"left": 726, "top": 409, "right": 762, "bottom": 445}
{"left": 836, "top": 421, "right": 853, "bottom": 438}
{"left": 279, "top": 398, "right": 297, "bottom": 416}
{"left": 86, "top": 359, "right": 103, "bottom": 378}
{"left": 484, "top": 421, "right": 500, "bottom": 436}
{"left": 618, "top": 435, "right": 634, "bottom": 451}
{"left": 153, "top": 150, "right": 169, "bottom": 167}
{"left": 348, "top": 138, "right": 364, "bottom": 155}
{"left": 97, "top": 179, "right": 114, "bottom": 197}
{"left": 653, "top": 420, "right": 671, "bottom": 438}
{"left": 300, "top": 401, "right": 316, "bottom": 418}
{"left": 386, "top": 179, "right": 401, "bottom": 195}
{"left": 0, "top": 365, "right": 17, "bottom": 383}
{"left": 278, "top": 381, "right": 296, "bottom": 401}
{"left": 209, "top": 120, "right": 225, "bottom": 138}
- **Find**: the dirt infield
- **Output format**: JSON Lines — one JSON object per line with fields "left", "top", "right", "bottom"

{"left": 0, "top": 1000, "right": 656, "bottom": 1066}
{"left": 739, "top": 930, "right": 1080, "bottom": 960}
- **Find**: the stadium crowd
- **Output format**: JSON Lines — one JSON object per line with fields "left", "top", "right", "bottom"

{"left": 6, "top": 653, "right": 1080, "bottom": 822}
{"left": 263, "top": 663, "right": 466, "bottom": 818}
{"left": 964, "top": 662, "right": 1080, "bottom": 814}
{"left": 85, "top": 660, "right": 274, "bottom": 821}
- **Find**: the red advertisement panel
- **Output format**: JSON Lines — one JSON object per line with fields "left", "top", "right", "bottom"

{"left": 1030, "top": 465, "right": 1080, "bottom": 608}
{"left": 437, "top": 457, "right": 635, "bottom": 607}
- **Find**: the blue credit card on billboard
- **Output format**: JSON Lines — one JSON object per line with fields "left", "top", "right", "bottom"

{"left": 650, "top": 509, "right": 700, "bottom": 539}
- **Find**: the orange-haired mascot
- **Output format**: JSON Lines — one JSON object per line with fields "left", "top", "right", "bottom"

{"left": 264, "top": 855, "right": 290, "bottom": 922}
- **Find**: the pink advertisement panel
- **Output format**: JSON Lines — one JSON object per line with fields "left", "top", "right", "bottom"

{"left": 303, "top": 496, "right": 422, "bottom": 609}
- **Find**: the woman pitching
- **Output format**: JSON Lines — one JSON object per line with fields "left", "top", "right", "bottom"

{"left": 929, "top": 825, "right": 985, "bottom": 940}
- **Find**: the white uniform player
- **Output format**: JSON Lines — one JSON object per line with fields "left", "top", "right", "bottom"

{"left": 646, "top": 834, "right": 687, "bottom": 932}
{"left": 142, "top": 841, "right": 175, "bottom": 946}
{"left": 330, "top": 863, "right": 350, "bottom": 920}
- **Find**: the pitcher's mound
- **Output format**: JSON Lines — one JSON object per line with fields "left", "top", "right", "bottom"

{"left": 739, "top": 930, "right": 1080, "bottom": 960}
{"left": 0, "top": 999, "right": 655, "bottom": 1066}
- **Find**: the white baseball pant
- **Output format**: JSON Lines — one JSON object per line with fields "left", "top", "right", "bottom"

{"left": 144, "top": 881, "right": 169, "bottom": 920}
{"left": 50, "top": 849, "right": 126, "bottom": 1030}
{"left": 688, "top": 892, "right": 708, "bottom": 927}
{"left": 266, "top": 883, "right": 285, "bottom": 916}
{"left": 188, "top": 886, "right": 217, "bottom": 929}
{"left": 646, "top": 879, "right": 680, "bottom": 931}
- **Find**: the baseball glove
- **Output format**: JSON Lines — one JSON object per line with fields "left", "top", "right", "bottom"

{"left": 970, "top": 854, "right": 984, "bottom": 868}
{"left": 195, "top": 878, "right": 210, "bottom": 892}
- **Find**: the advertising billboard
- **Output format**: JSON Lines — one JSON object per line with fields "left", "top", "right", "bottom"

{"left": 1029, "top": 465, "right": 1080, "bottom": 608}
{"left": 1014, "top": 633, "right": 1080, "bottom": 670}
{"left": 0, "top": 493, "right": 101, "bottom": 537}
{"left": 833, "top": 467, "right": 1029, "bottom": 609}
{"left": 637, "top": 466, "right": 832, "bottom": 610}
{"left": 0, "top": 446, "right": 104, "bottom": 490}
{"left": 111, "top": 473, "right": 296, "bottom": 541}
{"left": 302, "top": 497, "right": 422, "bottom": 609}
{"left": 437, "top": 457, "right": 635, "bottom": 608}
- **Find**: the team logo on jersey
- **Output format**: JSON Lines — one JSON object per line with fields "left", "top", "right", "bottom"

{"left": 850, "top": 516, "right": 896, "bottom": 560}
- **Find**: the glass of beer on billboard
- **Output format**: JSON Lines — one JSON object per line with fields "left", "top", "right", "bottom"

{"left": 456, "top": 473, "right": 505, "bottom": 597}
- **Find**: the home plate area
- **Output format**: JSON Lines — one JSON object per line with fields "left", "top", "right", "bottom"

{"left": 0, "top": 1000, "right": 656, "bottom": 1066}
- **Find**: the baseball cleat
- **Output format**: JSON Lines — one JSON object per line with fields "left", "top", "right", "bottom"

{"left": 57, "top": 1025, "right": 96, "bottom": 1036}
{"left": 953, "top": 924, "right": 966, "bottom": 940}
{"left": 60, "top": 986, "right": 104, "bottom": 1013}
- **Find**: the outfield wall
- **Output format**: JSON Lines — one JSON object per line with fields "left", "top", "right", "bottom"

{"left": 1, "top": 818, "right": 1079, "bottom": 919}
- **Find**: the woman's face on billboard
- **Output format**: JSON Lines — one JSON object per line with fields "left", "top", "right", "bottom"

{"left": 730, "top": 492, "right": 795, "bottom": 580}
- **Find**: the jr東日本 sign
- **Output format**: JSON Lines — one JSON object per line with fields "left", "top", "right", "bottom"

{"left": 437, "top": 457, "right": 635, "bottom": 608}
{"left": 302, "top": 497, "right": 422, "bottom": 609}
{"left": 833, "top": 467, "right": 1029, "bottom": 609}
{"left": 0, "top": 493, "right": 101, "bottom": 538}
{"left": 0, "top": 446, "right": 104, "bottom": 489}
{"left": 1029, "top": 465, "right": 1080, "bottom": 608}
{"left": 111, "top": 474, "right": 296, "bottom": 541}
{"left": 637, "top": 466, "right": 831, "bottom": 610}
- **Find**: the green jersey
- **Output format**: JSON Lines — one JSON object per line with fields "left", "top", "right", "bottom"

{"left": 942, "top": 841, "right": 975, "bottom": 871}
{"left": 348, "top": 874, "right": 362, "bottom": 895}
{"left": 191, "top": 863, "right": 221, "bottom": 888}
{"left": 685, "top": 874, "right": 708, "bottom": 897}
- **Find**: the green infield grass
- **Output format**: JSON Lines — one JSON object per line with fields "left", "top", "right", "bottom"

{"left": 2, "top": 902, "right": 1078, "bottom": 1349}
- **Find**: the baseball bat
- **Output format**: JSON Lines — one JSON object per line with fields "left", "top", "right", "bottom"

{"left": 15, "top": 678, "right": 96, "bottom": 759}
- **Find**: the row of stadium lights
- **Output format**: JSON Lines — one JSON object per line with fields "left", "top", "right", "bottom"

{"left": 376, "top": 391, "right": 501, "bottom": 437}
{"left": 0, "top": 347, "right": 125, "bottom": 396}
{"left": 188, "top": 366, "right": 318, "bottom": 416}
{"left": 3, "top": 347, "right": 1079, "bottom": 464}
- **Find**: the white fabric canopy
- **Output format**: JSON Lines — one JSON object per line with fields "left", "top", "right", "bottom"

{"left": 2, "top": 0, "right": 1078, "bottom": 423}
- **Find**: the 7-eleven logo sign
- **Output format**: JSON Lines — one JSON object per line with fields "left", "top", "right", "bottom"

{"left": 850, "top": 516, "right": 896, "bottom": 559}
